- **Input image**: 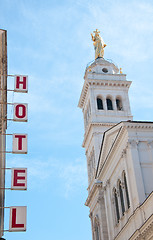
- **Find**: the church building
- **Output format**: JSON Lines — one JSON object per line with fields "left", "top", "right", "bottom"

{"left": 78, "top": 30, "right": 153, "bottom": 240}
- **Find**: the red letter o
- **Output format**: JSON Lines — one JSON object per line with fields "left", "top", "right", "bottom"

{"left": 15, "top": 104, "right": 26, "bottom": 119}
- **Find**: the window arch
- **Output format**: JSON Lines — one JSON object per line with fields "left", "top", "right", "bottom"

{"left": 114, "top": 188, "right": 120, "bottom": 223}
{"left": 116, "top": 98, "right": 123, "bottom": 111}
{"left": 118, "top": 180, "right": 125, "bottom": 216}
{"left": 97, "top": 97, "right": 103, "bottom": 110}
{"left": 106, "top": 97, "right": 113, "bottom": 110}
{"left": 123, "top": 172, "right": 130, "bottom": 209}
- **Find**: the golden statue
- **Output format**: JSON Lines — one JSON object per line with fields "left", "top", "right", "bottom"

{"left": 91, "top": 29, "right": 107, "bottom": 59}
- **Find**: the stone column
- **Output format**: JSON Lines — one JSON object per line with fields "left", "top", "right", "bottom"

{"left": 103, "top": 96, "right": 107, "bottom": 111}
{"left": 89, "top": 85, "right": 96, "bottom": 115}
{"left": 127, "top": 140, "right": 145, "bottom": 206}
{"left": 103, "top": 183, "right": 111, "bottom": 240}
{"left": 122, "top": 181, "right": 128, "bottom": 212}
{"left": 122, "top": 148, "right": 133, "bottom": 212}
{"left": 89, "top": 212, "right": 94, "bottom": 240}
{"left": 117, "top": 188, "right": 122, "bottom": 220}
{"left": 121, "top": 152, "right": 128, "bottom": 212}
{"left": 112, "top": 96, "right": 117, "bottom": 111}
{"left": 147, "top": 141, "right": 153, "bottom": 163}
{"left": 111, "top": 193, "right": 118, "bottom": 237}
{"left": 96, "top": 182, "right": 109, "bottom": 240}
{"left": 105, "top": 180, "right": 115, "bottom": 239}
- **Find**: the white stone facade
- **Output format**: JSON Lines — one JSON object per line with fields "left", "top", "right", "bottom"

{"left": 78, "top": 58, "right": 153, "bottom": 240}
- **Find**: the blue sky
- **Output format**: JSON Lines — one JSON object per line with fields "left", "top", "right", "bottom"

{"left": 1, "top": 0, "right": 153, "bottom": 239}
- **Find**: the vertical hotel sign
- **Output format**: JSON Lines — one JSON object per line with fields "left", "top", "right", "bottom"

{"left": 2, "top": 75, "right": 29, "bottom": 234}
{"left": 8, "top": 75, "right": 28, "bottom": 232}
{"left": 0, "top": 30, "right": 28, "bottom": 237}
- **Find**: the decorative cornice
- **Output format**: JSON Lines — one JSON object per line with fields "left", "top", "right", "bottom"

{"left": 88, "top": 79, "right": 130, "bottom": 87}
{"left": 141, "top": 220, "right": 153, "bottom": 239}
{"left": 97, "top": 126, "right": 126, "bottom": 178}
{"left": 78, "top": 79, "right": 131, "bottom": 109}
{"left": 85, "top": 180, "right": 103, "bottom": 207}
{"left": 114, "top": 191, "right": 153, "bottom": 240}
{"left": 126, "top": 121, "right": 153, "bottom": 129}
{"left": 129, "top": 215, "right": 153, "bottom": 240}
{"left": 78, "top": 80, "right": 89, "bottom": 109}
{"left": 82, "top": 122, "right": 115, "bottom": 147}
{"left": 96, "top": 121, "right": 153, "bottom": 178}
{"left": 127, "top": 139, "right": 153, "bottom": 150}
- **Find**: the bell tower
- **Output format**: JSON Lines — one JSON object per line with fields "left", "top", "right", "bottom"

{"left": 78, "top": 30, "right": 133, "bottom": 187}
{"left": 79, "top": 30, "right": 153, "bottom": 240}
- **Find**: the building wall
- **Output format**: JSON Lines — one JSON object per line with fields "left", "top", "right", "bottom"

{"left": 97, "top": 124, "right": 153, "bottom": 240}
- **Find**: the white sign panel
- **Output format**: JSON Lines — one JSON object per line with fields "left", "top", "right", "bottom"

{"left": 11, "top": 168, "right": 27, "bottom": 190}
{"left": 12, "top": 134, "right": 27, "bottom": 154}
{"left": 13, "top": 103, "right": 28, "bottom": 122}
{"left": 14, "top": 75, "right": 28, "bottom": 93}
{"left": 9, "top": 206, "right": 27, "bottom": 232}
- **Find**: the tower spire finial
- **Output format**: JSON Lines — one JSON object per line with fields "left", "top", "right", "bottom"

{"left": 91, "top": 29, "right": 107, "bottom": 59}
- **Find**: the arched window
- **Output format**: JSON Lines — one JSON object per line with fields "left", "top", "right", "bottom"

{"left": 114, "top": 188, "right": 120, "bottom": 223}
{"left": 106, "top": 98, "right": 113, "bottom": 110}
{"left": 116, "top": 98, "right": 123, "bottom": 110}
{"left": 97, "top": 98, "right": 103, "bottom": 110}
{"left": 119, "top": 180, "right": 125, "bottom": 215}
{"left": 123, "top": 172, "right": 130, "bottom": 209}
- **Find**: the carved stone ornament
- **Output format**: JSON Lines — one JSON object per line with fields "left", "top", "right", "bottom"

{"left": 117, "top": 190, "right": 120, "bottom": 197}
{"left": 106, "top": 179, "right": 110, "bottom": 186}
{"left": 147, "top": 141, "right": 153, "bottom": 148}
{"left": 95, "top": 180, "right": 103, "bottom": 188}
{"left": 128, "top": 140, "right": 138, "bottom": 148}
{"left": 121, "top": 149, "right": 126, "bottom": 158}
{"left": 97, "top": 194, "right": 104, "bottom": 203}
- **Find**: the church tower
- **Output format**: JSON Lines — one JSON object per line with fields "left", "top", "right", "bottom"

{"left": 78, "top": 31, "right": 132, "bottom": 187}
{"left": 79, "top": 30, "right": 153, "bottom": 240}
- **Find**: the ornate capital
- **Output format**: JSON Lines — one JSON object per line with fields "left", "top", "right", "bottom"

{"left": 97, "top": 188, "right": 104, "bottom": 203}
{"left": 97, "top": 195, "right": 104, "bottom": 203}
{"left": 128, "top": 140, "right": 138, "bottom": 148}
{"left": 95, "top": 180, "right": 103, "bottom": 188}
{"left": 106, "top": 179, "right": 110, "bottom": 186}
{"left": 121, "top": 149, "right": 126, "bottom": 158}
{"left": 103, "top": 179, "right": 110, "bottom": 191}
{"left": 117, "top": 190, "right": 120, "bottom": 197}
{"left": 147, "top": 141, "right": 153, "bottom": 148}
